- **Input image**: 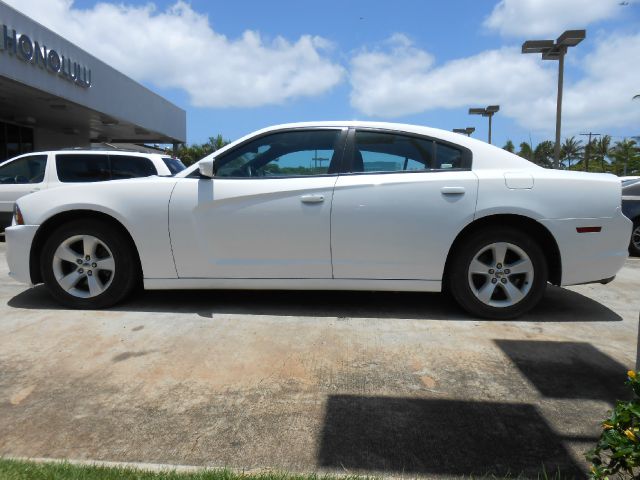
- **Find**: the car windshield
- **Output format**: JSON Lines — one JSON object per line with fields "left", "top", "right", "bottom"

{"left": 162, "top": 157, "right": 186, "bottom": 175}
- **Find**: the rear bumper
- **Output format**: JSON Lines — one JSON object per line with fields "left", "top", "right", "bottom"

{"left": 5, "top": 225, "right": 39, "bottom": 286}
{"left": 540, "top": 208, "right": 632, "bottom": 286}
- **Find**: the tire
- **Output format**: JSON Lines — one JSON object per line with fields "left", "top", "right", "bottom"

{"left": 41, "top": 219, "right": 139, "bottom": 309}
{"left": 630, "top": 220, "right": 640, "bottom": 257}
{"left": 447, "top": 227, "right": 548, "bottom": 320}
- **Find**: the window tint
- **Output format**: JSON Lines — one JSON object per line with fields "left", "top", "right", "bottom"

{"left": 623, "top": 181, "right": 640, "bottom": 196}
{"left": 353, "top": 131, "right": 433, "bottom": 173}
{"left": 436, "top": 143, "right": 464, "bottom": 169}
{"left": 56, "top": 154, "right": 110, "bottom": 182}
{"left": 0, "top": 154, "right": 47, "bottom": 184}
{"left": 162, "top": 157, "right": 186, "bottom": 175}
{"left": 215, "top": 130, "right": 341, "bottom": 178}
{"left": 352, "top": 130, "right": 469, "bottom": 173}
{"left": 110, "top": 155, "right": 156, "bottom": 180}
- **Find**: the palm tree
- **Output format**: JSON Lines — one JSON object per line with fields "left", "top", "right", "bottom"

{"left": 592, "top": 135, "right": 612, "bottom": 173}
{"left": 517, "top": 142, "right": 533, "bottom": 162}
{"left": 503, "top": 140, "right": 515, "bottom": 153}
{"left": 560, "top": 136, "right": 583, "bottom": 169}
{"left": 611, "top": 139, "right": 639, "bottom": 176}
{"left": 534, "top": 141, "right": 555, "bottom": 168}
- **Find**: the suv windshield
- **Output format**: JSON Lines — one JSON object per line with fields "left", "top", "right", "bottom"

{"left": 162, "top": 157, "right": 186, "bottom": 175}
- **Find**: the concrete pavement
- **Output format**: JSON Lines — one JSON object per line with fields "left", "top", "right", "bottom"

{"left": 0, "top": 240, "right": 638, "bottom": 478}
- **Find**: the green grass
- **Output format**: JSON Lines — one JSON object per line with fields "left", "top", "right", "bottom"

{"left": 0, "top": 459, "right": 361, "bottom": 480}
{"left": 0, "top": 458, "right": 579, "bottom": 480}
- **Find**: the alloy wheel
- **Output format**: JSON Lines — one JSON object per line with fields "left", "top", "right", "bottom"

{"left": 633, "top": 225, "right": 640, "bottom": 251}
{"left": 467, "top": 242, "right": 534, "bottom": 308}
{"left": 52, "top": 234, "right": 115, "bottom": 298}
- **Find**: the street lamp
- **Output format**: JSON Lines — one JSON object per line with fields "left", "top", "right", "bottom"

{"left": 522, "top": 29, "right": 586, "bottom": 169}
{"left": 453, "top": 127, "right": 475, "bottom": 137}
{"left": 468, "top": 106, "right": 499, "bottom": 144}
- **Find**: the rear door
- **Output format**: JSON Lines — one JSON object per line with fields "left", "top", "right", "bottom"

{"left": 0, "top": 153, "right": 48, "bottom": 228}
{"left": 331, "top": 128, "right": 478, "bottom": 280}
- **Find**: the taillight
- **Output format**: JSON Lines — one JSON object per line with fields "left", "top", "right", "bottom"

{"left": 13, "top": 204, "right": 24, "bottom": 225}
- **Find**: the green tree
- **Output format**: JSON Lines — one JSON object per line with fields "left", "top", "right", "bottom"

{"left": 502, "top": 140, "right": 515, "bottom": 153}
{"left": 592, "top": 135, "right": 612, "bottom": 173}
{"left": 610, "top": 138, "right": 639, "bottom": 176}
{"left": 560, "top": 136, "right": 583, "bottom": 169}
{"left": 534, "top": 141, "right": 555, "bottom": 168}
{"left": 175, "top": 135, "right": 231, "bottom": 166}
{"left": 517, "top": 142, "right": 533, "bottom": 162}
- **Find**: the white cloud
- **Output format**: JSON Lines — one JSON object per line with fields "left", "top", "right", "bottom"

{"left": 349, "top": 33, "right": 640, "bottom": 136}
{"left": 5, "top": 0, "right": 345, "bottom": 108}
{"left": 349, "top": 35, "right": 554, "bottom": 118}
{"left": 484, "top": 0, "right": 630, "bottom": 37}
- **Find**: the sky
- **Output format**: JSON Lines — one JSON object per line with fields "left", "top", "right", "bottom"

{"left": 5, "top": 0, "right": 640, "bottom": 148}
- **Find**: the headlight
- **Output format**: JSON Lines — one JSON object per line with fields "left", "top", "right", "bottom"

{"left": 13, "top": 204, "right": 24, "bottom": 226}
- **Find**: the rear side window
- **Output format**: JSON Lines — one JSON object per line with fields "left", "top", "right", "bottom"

{"left": 0, "top": 154, "right": 47, "bottom": 184}
{"left": 623, "top": 181, "right": 640, "bottom": 196}
{"left": 162, "top": 157, "right": 186, "bottom": 175}
{"left": 56, "top": 154, "right": 157, "bottom": 182}
{"left": 351, "top": 130, "right": 470, "bottom": 173}
{"left": 56, "top": 154, "right": 110, "bottom": 182}
{"left": 110, "top": 155, "right": 156, "bottom": 180}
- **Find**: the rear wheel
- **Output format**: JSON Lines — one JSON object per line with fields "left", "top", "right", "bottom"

{"left": 41, "top": 220, "right": 139, "bottom": 308}
{"left": 630, "top": 220, "right": 640, "bottom": 257}
{"left": 447, "top": 227, "right": 548, "bottom": 319}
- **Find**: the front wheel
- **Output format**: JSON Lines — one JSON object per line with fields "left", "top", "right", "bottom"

{"left": 447, "top": 228, "right": 548, "bottom": 319}
{"left": 41, "top": 220, "right": 139, "bottom": 309}
{"left": 630, "top": 220, "right": 640, "bottom": 257}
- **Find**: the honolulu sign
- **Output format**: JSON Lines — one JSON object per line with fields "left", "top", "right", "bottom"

{"left": 1, "top": 24, "right": 92, "bottom": 88}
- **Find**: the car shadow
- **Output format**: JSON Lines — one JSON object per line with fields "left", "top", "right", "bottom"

{"left": 7, "top": 283, "right": 622, "bottom": 322}
{"left": 495, "top": 339, "right": 631, "bottom": 404}
{"left": 317, "top": 395, "right": 585, "bottom": 477}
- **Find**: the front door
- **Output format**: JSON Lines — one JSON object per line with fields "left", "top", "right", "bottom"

{"left": 169, "top": 128, "right": 346, "bottom": 279}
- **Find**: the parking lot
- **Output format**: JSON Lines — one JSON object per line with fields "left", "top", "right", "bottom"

{"left": 0, "top": 239, "right": 638, "bottom": 477}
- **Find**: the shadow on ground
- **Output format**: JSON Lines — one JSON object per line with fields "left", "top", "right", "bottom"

{"left": 496, "top": 339, "right": 630, "bottom": 404}
{"left": 7, "top": 284, "right": 622, "bottom": 322}
{"left": 318, "top": 395, "right": 585, "bottom": 478}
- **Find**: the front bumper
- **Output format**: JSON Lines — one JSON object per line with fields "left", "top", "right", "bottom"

{"left": 6, "top": 225, "right": 39, "bottom": 286}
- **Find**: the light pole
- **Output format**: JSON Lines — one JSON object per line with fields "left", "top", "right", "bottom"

{"left": 453, "top": 127, "right": 476, "bottom": 137}
{"left": 522, "top": 30, "right": 586, "bottom": 169}
{"left": 469, "top": 106, "right": 499, "bottom": 144}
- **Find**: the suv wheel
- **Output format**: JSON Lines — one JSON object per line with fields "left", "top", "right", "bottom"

{"left": 447, "top": 227, "right": 548, "bottom": 319}
{"left": 41, "top": 219, "right": 139, "bottom": 308}
{"left": 630, "top": 220, "right": 640, "bottom": 257}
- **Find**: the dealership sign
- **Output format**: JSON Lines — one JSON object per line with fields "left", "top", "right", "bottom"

{"left": 0, "top": 24, "right": 92, "bottom": 88}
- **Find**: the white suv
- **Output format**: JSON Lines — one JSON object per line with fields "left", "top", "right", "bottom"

{"left": 0, "top": 150, "right": 185, "bottom": 231}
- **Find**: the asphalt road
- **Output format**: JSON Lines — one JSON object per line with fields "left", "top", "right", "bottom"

{"left": 0, "top": 240, "right": 638, "bottom": 478}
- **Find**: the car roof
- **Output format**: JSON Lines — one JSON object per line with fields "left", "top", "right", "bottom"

{"left": 52, "top": 150, "right": 168, "bottom": 156}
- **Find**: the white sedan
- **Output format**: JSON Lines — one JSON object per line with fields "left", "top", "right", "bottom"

{"left": 5, "top": 122, "right": 632, "bottom": 319}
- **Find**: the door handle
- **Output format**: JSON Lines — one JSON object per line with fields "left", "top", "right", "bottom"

{"left": 300, "top": 194, "right": 325, "bottom": 204}
{"left": 30, "top": 187, "right": 41, "bottom": 193}
{"left": 441, "top": 186, "right": 465, "bottom": 195}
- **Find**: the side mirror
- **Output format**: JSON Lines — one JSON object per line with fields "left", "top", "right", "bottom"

{"left": 198, "top": 157, "right": 215, "bottom": 178}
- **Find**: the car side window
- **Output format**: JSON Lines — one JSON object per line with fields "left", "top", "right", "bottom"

{"left": 56, "top": 154, "right": 110, "bottom": 183}
{"left": 215, "top": 130, "right": 342, "bottom": 178}
{"left": 110, "top": 155, "right": 157, "bottom": 180}
{"left": 0, "top": 154, "right": 47, "bottom": 184}
{"left": 351, "top": 130, "right": 469, "bottom": 173}
{"left": 624, "top": 182, "right": 640, "bottom": 196}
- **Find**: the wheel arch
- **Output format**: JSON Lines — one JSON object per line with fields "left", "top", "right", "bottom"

{"left": 29, "top": 209, "right": 142, "bottom": 285}
{"left": 443, "top": 214, "right": 562, "bottom": 287}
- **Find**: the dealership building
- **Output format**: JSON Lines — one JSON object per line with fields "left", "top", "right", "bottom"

{"left": 0, "top": 1, "right": 186, "bottom": 162}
